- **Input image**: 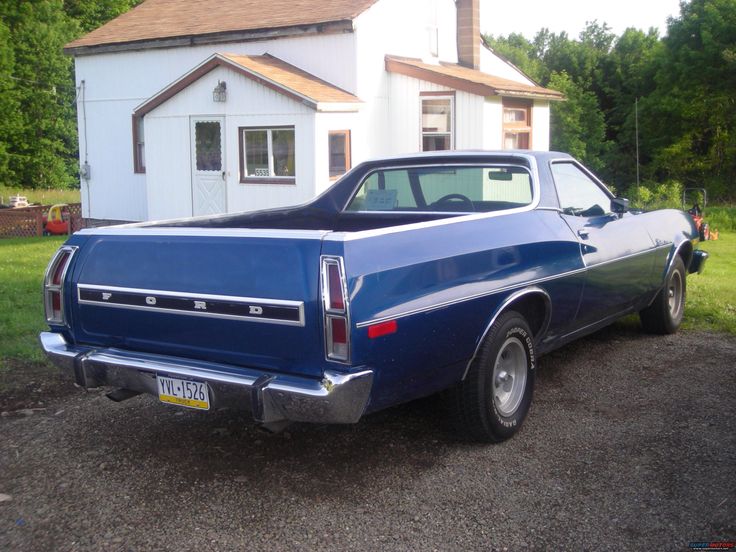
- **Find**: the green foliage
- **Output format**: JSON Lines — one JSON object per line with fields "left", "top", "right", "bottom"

{"left": 627, "top": 180, "right": 683, "bottom": 210}
{"left": 702, "top": 206, "right": 736, "bottom": 232}
{"left": 487, "top": 1, "right": 736, "bottom": 201}
{"left": 684, "top": 232, "right": 736, "bottom": 335}
{"left": 2, "top": 1, "right": 80, "bottom": 189}
{"left": 638, "top": 0, "right": 736, "bottom": 199}
{"left": 63, "top": 0, "right": 143, "bottom": 33}
{"left": 548, "top": 71, "right": 607, "bottom": 171}
{"left": 0, "top": 0, "right": 142, "bottom": 190}
{"left": 0, "top": 21, "right": 24, "bottom": 188}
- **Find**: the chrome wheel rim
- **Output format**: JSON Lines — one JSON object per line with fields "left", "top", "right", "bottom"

{"left": 667, "top": 270, "right": 683, "bottom": 319}
{"left": 492, "top": 337, "right": 527, "bottom": 417}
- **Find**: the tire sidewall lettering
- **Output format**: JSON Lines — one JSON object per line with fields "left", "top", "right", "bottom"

{"left": 490, "top": 323, "right": 535, "bottom": 428}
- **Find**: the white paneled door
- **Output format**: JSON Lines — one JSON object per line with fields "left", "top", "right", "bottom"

{"left": 191, "top": 117, "right": 226, "bottom": 216}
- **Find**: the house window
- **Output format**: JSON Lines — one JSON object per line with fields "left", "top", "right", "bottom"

{"left": 503, "top": 99, "right": 532, "bottom": 150}
{"left": 133, "top": 115, "right": 145, "bottom": 173}
{"left": 421, "top": 95, "right": 454, "bottom": 151}
{"left": 329, "top": 130, "right": 351, "bottom": 179}
{"left": 239, "top": 126, "right": 295, "bottom": 184}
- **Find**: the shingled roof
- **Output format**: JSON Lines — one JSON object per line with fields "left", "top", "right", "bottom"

{"left": 134, "top": 53, "right": 361, "bottom": 115}
{"left": 65, "top": 0, "right": 380, "bottom": 54}
{"left": 385, "top": 56, "right": 564, "bottom": 100}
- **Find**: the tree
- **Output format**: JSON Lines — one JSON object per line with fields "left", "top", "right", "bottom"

{"left": 598, "top": 28, "right": 662, "bottom": 189}
{"left": 1, "top": 1, "right": 79, "bottom": 189}
{"left": 63, "top": 0, "right": 143, "bottom": 33}
{"left": 0, "top": 21, "right": 24, "bottom": 187}
{"left": 548, "top": 71, "right": 608, "bottom": 172}
{"left": 645, "top": 0, "right": 736, "bottom": 199}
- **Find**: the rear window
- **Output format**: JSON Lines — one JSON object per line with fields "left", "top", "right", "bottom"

{"left": 345, "top": 166, "right": 533, "bottom": 213}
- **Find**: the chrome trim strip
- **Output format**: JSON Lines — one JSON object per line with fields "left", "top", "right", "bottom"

{"left": 75, "top": 227, "right": 330, "bottom": 240}
{"left": 43, "top": 246, "right": 78, "bottom": 325}
{"left": 76, "top": 283, "right": 305, "bottom": 327}
{"left": 355, "top": 267, "right": 584, "bottom": 328}
{"left": 583, "top": 242, "right": 672, "bottom": 270}
{"left": 355, "top": 242, "right": 671, "bottom": 329}
{"left": 462, "top": 286, "right": 552, "bottom": 380}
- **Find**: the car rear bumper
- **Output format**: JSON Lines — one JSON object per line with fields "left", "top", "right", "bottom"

{"left": 39, "top": 332, "right": 373, "bottom": 427}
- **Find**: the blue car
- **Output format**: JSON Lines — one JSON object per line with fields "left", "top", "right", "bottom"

{"left": 40, "top": 151, "right": 708, "bottom": 442}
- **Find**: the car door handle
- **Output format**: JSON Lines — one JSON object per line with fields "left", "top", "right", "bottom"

{"left": 577, "top": 229, "right": 590, "bottom": 239}
{"left": 222, "top": 171, "right": 226, "bottom": 180}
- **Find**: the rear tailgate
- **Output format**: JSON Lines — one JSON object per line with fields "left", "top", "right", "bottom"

{"left": 67, "top": 228, "right": 328, "bottom": 378}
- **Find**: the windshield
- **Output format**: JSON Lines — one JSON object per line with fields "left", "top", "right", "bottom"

{"left": 344, "top": 165, "right": 533, "bottom": 213}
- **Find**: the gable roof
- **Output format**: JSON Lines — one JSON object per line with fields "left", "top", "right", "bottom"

{"left": 385, "top": 55, "right": 564, "bottom": 101}
{"left": 65, "top": 0, "right": 380, "bottom": 55}
{"left": 134, "top": 53, "right": 361, "bottom": 116}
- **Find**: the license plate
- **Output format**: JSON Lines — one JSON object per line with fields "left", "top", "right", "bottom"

{"left": 157, "top": 375, "right": 210, "bottom": 410}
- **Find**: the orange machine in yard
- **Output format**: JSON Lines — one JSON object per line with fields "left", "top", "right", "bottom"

{"left": 683, "top": 188, "right": 718, "bottom": 241}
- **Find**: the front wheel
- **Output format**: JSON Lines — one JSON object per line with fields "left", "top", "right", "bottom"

{"left": 446, "top": 311, "right": 536, "bottom": 442}
{"left": 640, "top": 256, "right": 686, "bottom": 334}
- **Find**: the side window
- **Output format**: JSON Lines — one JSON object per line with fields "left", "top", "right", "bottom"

{"left": 552, "top": 162, "right": 611, "bottom": 216}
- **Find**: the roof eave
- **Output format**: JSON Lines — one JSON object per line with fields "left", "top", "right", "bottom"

{"left": 133, "top": 53, "right": 361, "bottom": 117}
{"left": 316, "top": 102, "right": 362, "bottom": 113}
{"left": 64, "top": 19, "right": 355, "bottom": 56}
{"left": 385, "top": 57, "right": 564, "bottom": 101}
{"left": 495, "top": 90, "right": 564, "bottom": 101}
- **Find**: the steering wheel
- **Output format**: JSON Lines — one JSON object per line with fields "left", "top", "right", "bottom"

{"left": 433, "top": 193, "right": 474, "bottom": 211}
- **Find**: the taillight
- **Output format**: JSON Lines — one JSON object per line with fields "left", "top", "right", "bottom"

{"left": 43, "top": 246, "right": 76, "bottom": 325}
{"left": 321, "top": 256, "right": 350, "bottom": 362}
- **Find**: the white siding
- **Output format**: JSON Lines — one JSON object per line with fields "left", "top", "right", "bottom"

{"left": 353, "top": 0, "right": 457, "bottom": 159}
{"left": 145, "top": 65, "right": 318, "bottom": 220}
{"left": 74, "top": 32, "right": 357, "bottom": 221}
{"left": 314, "top": 112, "right": 362, "bottom": 195}
{"left": 482, "top": 97, "right": 503, "bottom": 150}
{"left": 532, "top": 101, "right": 551, "bottom": 151}
{"left": 387, "top": 73, "right": 485, "bottom": 154}
{"left": 76, "top": 94, "right": 147, "bottom": 220}
{"left": 73, "top": 0, "right": 553, "bottom": 221}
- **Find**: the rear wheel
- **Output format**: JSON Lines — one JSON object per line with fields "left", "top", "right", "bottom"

{"left": 640, "top": 256, "right": 686, "bottom": 334}
{"left": 447, "top": 311, "right": 536, "bottom": 442}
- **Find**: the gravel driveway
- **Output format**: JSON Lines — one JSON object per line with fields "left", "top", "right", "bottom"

{"left": 1, "top": 326, "right": 734, "bottom": 551}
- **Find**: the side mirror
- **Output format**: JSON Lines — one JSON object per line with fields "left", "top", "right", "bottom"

{"left": 611, "top": 197, "right": 629, "bottom": 217}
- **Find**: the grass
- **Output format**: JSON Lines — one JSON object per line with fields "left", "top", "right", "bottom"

{"left": 0, "top": 236, "right": 67, "bottom": 366}
{"left": 704, "top": 206, "right": 736, "bottom": 233}
{"left": 683, "top": 232, "right": 736, "bottom": 334}
{"left": 0, "top": 186, "right": 81, "bottom": 206}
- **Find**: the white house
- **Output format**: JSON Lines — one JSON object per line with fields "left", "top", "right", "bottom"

{"left": 65, "top": 0, "right": 562, "bottom": 222}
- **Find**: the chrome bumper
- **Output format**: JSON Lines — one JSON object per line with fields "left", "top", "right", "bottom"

{"left": 39, "top": 332, "right": 373, "bottom": 426}
{"left": 689, "top": 249, "right": 708, "bottom": 274}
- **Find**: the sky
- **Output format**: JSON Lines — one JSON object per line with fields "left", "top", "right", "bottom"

{"left": 481, "top": 0, "right": 683, "bottom": 40}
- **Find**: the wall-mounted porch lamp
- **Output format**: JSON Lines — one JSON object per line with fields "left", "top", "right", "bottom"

{"left": 213, "top": 80, "right": 227, "bottom": 102}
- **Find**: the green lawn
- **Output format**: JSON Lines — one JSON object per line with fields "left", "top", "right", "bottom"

{"left": 683, "top": 232, "right": 735, "bottom": 334}
{"left": 0, "top": 232, "right": 733, "bottom": 371}
{"left": 0, "top": 236, "right": 67, "bottom": 365}
{"left": 0, "top": 186, "right": 81, "bottom": 206}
